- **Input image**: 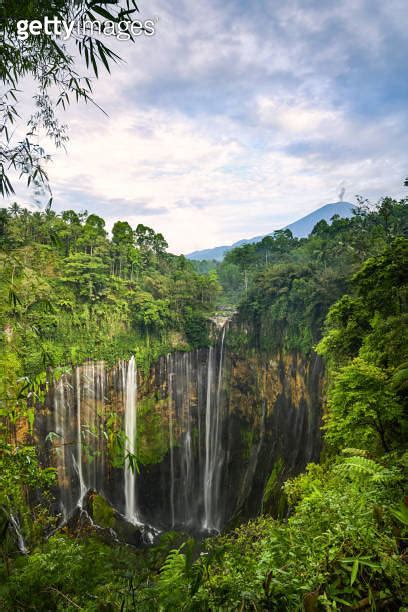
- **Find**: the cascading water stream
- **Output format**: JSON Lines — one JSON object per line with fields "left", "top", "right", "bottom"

{"left": 203, "top": 346, "right": 214, "bottom": 530}
{"left": 203, "top": 323, "right": 227, "bottom": 532}
{"left": 181, "top": 352, "right": 193, "bottom": 524}
{"left": 168, "top": 366, "right": 176, "bottom": 528}
{"left": 124, "top": 355, "right": 140, "bottom": 525}
{"left": 74, "top": 367, "right": 86, "bottom": 509}
{"left": 54, "top": 375, "right": 70, "bottom": 521}
{"left": 49, "top": 328, "right": 231, "bottom": 533}
{"left": 45, "top": 318, "right": 319, "bottom": 540}
{"left": 9, "top": 514, "right": 28, "bottom": 555}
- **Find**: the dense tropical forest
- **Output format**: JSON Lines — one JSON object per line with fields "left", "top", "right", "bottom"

{"left": 1, "top": 0, "right": 408, "bottom": 609}
{"left": 0, "top": 195, "right": 407, "bottom": 610}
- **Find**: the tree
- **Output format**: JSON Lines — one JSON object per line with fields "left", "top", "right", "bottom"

{"left": 354, "top": 237, "right": 408, "bottom": 316}
{"left": 317, "top": 295, "right": 371, "bottom": 365}
{"left": 111, "top": 220, "right": 136, "bottom": 277}
{"left": 131, "top": 290, "right": 170, "bottom": 333}
{"left": 62, "top": 252, "right": 109, "bottom": 301}
{"left": 324, "top": 358, "right": 403, "bottom": 453}
{"left": 112, "top": 220, "right": 133, "bottom": 247}
{"left": 1, "top": 0, "right": 140, "bottom": 197}
{"left": 79, "top": 214, "right": 107, "bottom": 255}
{"left": 135, "top": 224, "right": 168, "bottom": 267}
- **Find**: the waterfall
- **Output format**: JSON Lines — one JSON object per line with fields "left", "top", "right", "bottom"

{"left": 124, "top": 356, "right": 140, "bottom": 525}
{"left": 82, "top": 363, "right": 96, "bottom": 492}
{"left": 46, "top": 321, "right": 323, "bottom": 538}
{"left": 9, "top": 513, "right": 28, "bottom": 555}
{"left": 42, "top": 319, "right": 323, "bottom": 540}
{"left": 203, "top": 324, "right": 227, "bottom": 532}
{"left": 213, "top": 324, "right": 227, "bottom": 526}
{"left": 52, "top": 363, "right": 106, "bottom": 520}
{"left": 53, "top": 375, "right": 73, "bottom": 521}
{"left": 203, "top": 346, "right": 214, "bottom": 530}
{"left": 168, "top": 364, "right": 176, "bottom": 527}
{"left": 74, "top": 367, "right": 86, "bottom": 508}
{"left": 181, "top": 353, "right": 193, "bottom": 525}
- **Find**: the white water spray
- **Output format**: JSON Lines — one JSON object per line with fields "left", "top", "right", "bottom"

{"left": 124, "top": 356, "right": 140, "bottom": 524}
{"left": 75, "top": 367, "right": 86, "bottom": 508}
{"left": 9, "top": 513, "right": 28, "bottom": 554}
{"left": 168, "top": 366, "right": 176, "bottom": 527}
{"left": 202, "top": 323, "right": 227, "bottom": 532}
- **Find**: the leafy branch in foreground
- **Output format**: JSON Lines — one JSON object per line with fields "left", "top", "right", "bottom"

{"left": 335, "top": 454, "right": 394, "bottom": 483}
{"left": 0, "top": 0, "right": 140, "bottom": 197}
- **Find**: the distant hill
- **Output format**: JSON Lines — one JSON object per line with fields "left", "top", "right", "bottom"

{"left": 186, "top": 201, "right": 357, "bottom": 261}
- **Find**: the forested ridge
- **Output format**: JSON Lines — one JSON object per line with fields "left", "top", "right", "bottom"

{"left": 1, "top": 0, "right": 407, "bottom": 609}
{"left": 1, "top": 196, "right": 408, "bottom": 610}
{"left": 0, "top": 205, "right": 220, "bottom": 376}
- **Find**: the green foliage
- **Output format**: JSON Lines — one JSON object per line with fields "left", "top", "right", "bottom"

{"left": 156, "top": 543, "right": 192, "bottom": 607}
{"left": 1, "top": 195, "right": 408, "bottom": 610}
{"left": 0, "top": 441, "right": 56, "bottom": 562}
{"left": 324, "top": 358, "right": 403, "bottom": 453}
{"left": 1, "top": 0, "right": 139, "bottom": 197}
{"left": 335, "top": 455, "right": 395, "bottom": 482}
{"left": 230, "top": 198, "right": 408, "bottom": 354}
{"left": 131, "top": 453, "right": 407, "bottom": 610}
{"left": 91, "top": 494, "right": 115, "bottom": 529}
{"left": 261, "top": 457, "right": 285, "bottom": 514}
{"left": 317, "top": 236, "right": 408, "bottom": 456}
{"left": 0, "top": 205, "right": 219, "bottom": 380}
{"left": 136, "top": 397, "right": 170, "bottom": 464}
{"left": 184, "top": 311, "right": 211, "bottom": 347}
{"left": 316, "top": 295, "right": 370, "bottom": 365}
{"left": 0, "top": 535, "right": 138, "bottom": 610}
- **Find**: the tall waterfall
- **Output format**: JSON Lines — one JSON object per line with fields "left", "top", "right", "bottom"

{"left": 53, "top": 373, "right": 74, "bottom": 521}
{"left": 203, "top": 346, "right": 214, "bottom": 530}
{"left": 47, "top": 328, "right": 231, "bottom": 533}
{"left": 124, "top": 356, "right": 140, "bottom": 525}
{"left": 74, "top": 367, "right": 86, "bottom": 508}
{"left": 181, "top": 353, "right": 193, "bottom": 524}
{"left": 167, "top": 368, "right": 176, "bottom": 527}
{"left": 40, "top": 320, "right": 322, "bottom": 539}
{"left": 52, "top": 362, "right": 107, "bottom": 520}
{"left": 203, "top": 324, "right": 227, "bottom": 532}
{"left": 9, "top": 514, "right": 28, "bottom": 555}
{"left": 164, "top": 324, "right": 228, "bottom": 533}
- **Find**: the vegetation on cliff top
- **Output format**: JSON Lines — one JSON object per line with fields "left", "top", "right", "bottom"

{"left": 1, "top": 2, "right": 407, "bottom": 608}
{"left": 204, "top": 196, "right": 408, "bottom": 355}
{"left": 0, "top": 205, "right": 220, "bottom": 374}
{"left": 0, "top": 196, "right": 407, "bottom": 610}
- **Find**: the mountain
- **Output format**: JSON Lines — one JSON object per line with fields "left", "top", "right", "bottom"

{"left": 186, "top": 201, "right": 357, "bottom": 261}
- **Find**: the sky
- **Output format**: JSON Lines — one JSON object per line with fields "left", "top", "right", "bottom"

{"left": 16, "top": 0, "right": 408, "bottom": 254}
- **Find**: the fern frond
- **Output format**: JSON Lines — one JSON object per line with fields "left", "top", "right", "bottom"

{"left": 342, "top": 448, "right": 369, "bottom": 457}
{"left": 336, "top": 456, "right": 391, "bottom": 482}
{"left": 158, "top": 546, "right": 187, "bottom": 589}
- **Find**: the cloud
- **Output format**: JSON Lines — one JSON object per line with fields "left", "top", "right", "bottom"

{"left": 256, "top": 97, "right": 343, "bottom": 136}
{"left": 53, "top": 186, "right": 168, "bottom": 218}
{"left": 12, "top": 0, "right": 407, "bottom": 254}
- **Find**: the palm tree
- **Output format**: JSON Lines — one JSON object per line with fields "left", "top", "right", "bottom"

{"left": 8, "top": 202, "right": 21, "bottom": 218}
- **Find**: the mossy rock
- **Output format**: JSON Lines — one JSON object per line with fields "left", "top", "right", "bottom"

{"left": 137, "top": 396, "right": 170, "bottom": 465}
{"left": 91, "top": 493, "right": 115, "bottom": 529}
{"left": 262, "top": 457, "right": 287, "bottom": 516}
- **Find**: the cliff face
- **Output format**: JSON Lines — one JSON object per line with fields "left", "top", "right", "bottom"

{"left": 35, "top": 323, "right": 324, "bottom": 539}
{"left": 226, "top": 348, "right": 323, "bottom": 519}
